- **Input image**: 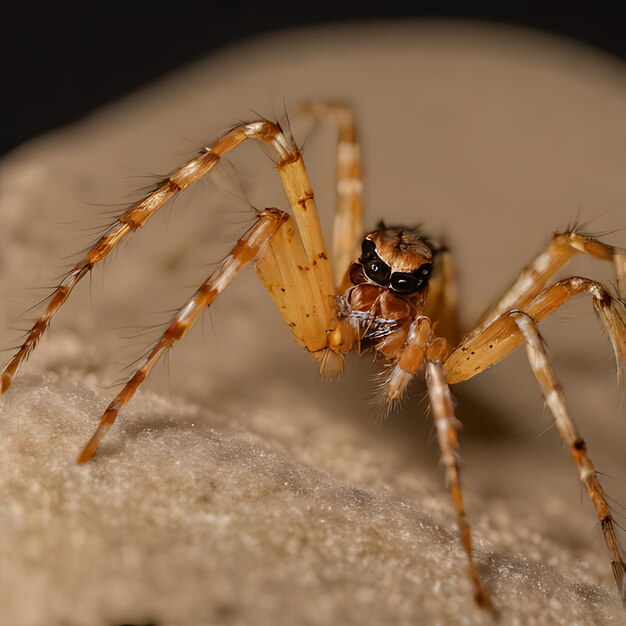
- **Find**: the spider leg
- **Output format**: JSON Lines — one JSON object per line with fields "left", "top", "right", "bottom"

{"left": 441, "top": 284, "right": 626, "bottom": 603}
{"left": 76, "top": 208, "right": 288, "bottom": 464}
{"left": 376, "top": 318, "right": 491, "bottom": 607}
{"left": 380, "top": 316, "right": 432, "bottom": 407}
{"left": 425, "top": 359, "right": 491, "bottom": 609}
{"left": 378, "top": 278, "right": 461, "bottom": 407}
{"left": 2, "top": 119, "right": 338, "bottom": 394}
{"left": 444, "top": 277, "right": 626, "bottom": 384}
{"left": 299, "top": 101, "right": 363, "bottom": 289}
{"left": 473, "top": 230, "right": 625, "bottom": 337}
{"left": 513, "top": 312, "right": 626, "bottom": 606}
{"left": 254, "top": 212, "right": 355, "bottom": 379}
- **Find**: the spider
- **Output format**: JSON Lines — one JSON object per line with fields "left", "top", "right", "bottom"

{"left": 2, "top": 101, "right": 625, "bottom": 610}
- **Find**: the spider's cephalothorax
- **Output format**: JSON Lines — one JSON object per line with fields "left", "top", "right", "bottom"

{"left": 2, "top": 102, "right": 626, "bottom": 611}
{"left": 339, "top": 228, "right": 434, "bottom": 359}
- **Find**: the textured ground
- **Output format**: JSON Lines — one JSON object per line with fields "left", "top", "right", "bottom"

{"left": 1, "top": 21, "right": 625, "bottom": 626}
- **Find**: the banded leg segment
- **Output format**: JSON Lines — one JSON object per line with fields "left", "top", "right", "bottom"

{"left": 2, "top": 120, "right": 337, "bottom": 394}
{"left": 76, "top": 208, "right": 288, "bottom": 464}
{"left": 474, "top": 231, "right": 626, "bottom": 337}
{"left": 445, "top": 277, "right": 626, "bottom": 384}
{"left": 382, "top": 316, "right": 431, "bottom": 406}
{"left": 514, "top": 313, "right": 626, "bottom": 605}
{"left": 425, "top": 360, "right": 491, "bottom": 609}
{"left": 299, "top": 101, "right": 363, "bottom": 288}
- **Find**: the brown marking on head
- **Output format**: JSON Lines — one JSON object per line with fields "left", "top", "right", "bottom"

{"left": 354, "top": 227, "right": 435, "bottom": 295}
{"left": 367, "top": 228, "right": 433, "bottom": 273}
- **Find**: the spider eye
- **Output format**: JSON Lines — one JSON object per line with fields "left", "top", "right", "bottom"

{"left": 360, "top": 238, "right": 377, "bottom": 259}
{"left": 364, "top": 259, "right": 391, "bottom": 285}
{"left": 391, "top": 264, "right": 432, "bottom": 295}
{"left": 420, "top": 263, "right": 432, "bottom": 278}
{"left": 359, "top": 239, "right": 391, "bottom": 286}
{"left": 390, "top": 272, "right": 419, "bottom": 294}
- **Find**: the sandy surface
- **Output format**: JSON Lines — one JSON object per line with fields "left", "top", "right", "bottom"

{"left": 1, "top": 21, "right": 625, "bottom": 625}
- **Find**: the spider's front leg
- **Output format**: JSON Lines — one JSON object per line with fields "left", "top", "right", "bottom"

{"left": 425, "top": 354, "right": 492, "bottom": 609}
{"left": 78, "top": 192, "right": 356, "bottom": 462}
{"left": 0, "top": 112, "right": 355, "bottom": 461}
{"left": 379, "top": 319, "right": 492, "bottom": 608}
{"left": 1, "top": 119, "right": 338, "bottom": 394}
{"left": 77, "top": 208, "right": 288, "bottom": 463}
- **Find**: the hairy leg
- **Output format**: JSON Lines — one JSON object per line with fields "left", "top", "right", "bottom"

{"left": 472, "top": 230, "right": 625, "bottom": 339}
{"left": 425, "top": 360, "right": 491, "bottom": 609}
{"left": 445, "top": 277, "right": 626, "bottom": 384}
{"left": 513, "top": 312, "right": 626, "bottom": 605}
{"left": 380, "top": 316, "right": 431, "bottom": 406}
{"left": 254, "top": 210, "right": 355, "bottom": 379}
{"left": 1, "top": 119, "right": 338, "bottom": 393}
{"left": 76, "top": 208, "right": 287, "bottom": 463}
{"left": 440, "top": 293, "right": 625, "bottom": 603}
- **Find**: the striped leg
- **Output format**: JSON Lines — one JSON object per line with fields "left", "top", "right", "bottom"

{"left": 445, "top": 277, "right": 626, "bottom": 385}
{"left": 1, "top": 119, "right": 336, "bottom": 394}
{"left": 514, "top": 313, "right": 626, "bottom": 605}
{"left": 76, "top": 208, "right": 287, "bottom": 463}
{"left": 299, "top": 101, "right": 363, "bottom": 288}
{"left": 473, "top": 231, "right": 626, "bottom": 338}
{"left": 381, "top": 316, "right": 432, "bottom": 407}
{"left": 425, "top": 360, "right": 491, "bottom": 609}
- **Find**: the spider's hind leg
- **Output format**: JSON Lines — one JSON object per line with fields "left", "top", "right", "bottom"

{"left": 423, "top": 248, "right": 462, "bottom": 345}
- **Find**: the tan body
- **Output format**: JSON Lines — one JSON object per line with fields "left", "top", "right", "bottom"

{"left": 2, "top": 102, "right": 625, "bottom": 610}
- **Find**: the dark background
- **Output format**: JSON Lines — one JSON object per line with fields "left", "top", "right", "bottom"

{"left": 2, "top": 5, "right": 624, "bottom": 156}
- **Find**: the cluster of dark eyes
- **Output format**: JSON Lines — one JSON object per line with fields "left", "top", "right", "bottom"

{"left": 359, "top": 239, "right": 432, "bottom": 295}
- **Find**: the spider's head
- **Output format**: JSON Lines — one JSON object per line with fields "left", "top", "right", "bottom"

{"left": 353, "top": 228, "right": 433, "bottom": 295}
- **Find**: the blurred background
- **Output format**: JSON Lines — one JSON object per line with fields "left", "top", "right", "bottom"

{"left": 2, "top": 4, "right": 625, "bottom": 155}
